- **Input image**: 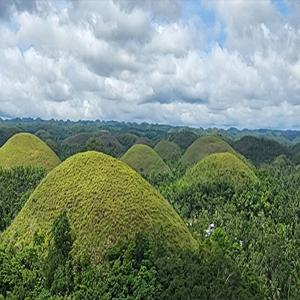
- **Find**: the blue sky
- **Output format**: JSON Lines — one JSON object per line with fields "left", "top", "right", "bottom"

{"left": 272, "top": 0, "right": 290, "bottom": 15}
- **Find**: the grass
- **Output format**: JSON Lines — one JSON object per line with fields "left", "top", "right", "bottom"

{"left": 62, "top": 133, "right": 95, "bottom": 146}
{"left": 182, "top": 152, "right": 259, "bottom": 191}
{"left": 63, "top": 132, "right": 125, "bottom": 157}
{"left": 117, "top": 133, "right": 138, "bottom": 148}
{"left": 154, "top": 140, "right": 182, "bottom": 167}
{"left": 233, "top": 136, "right": 289, "bottom": 166}
{"left": 2, "top": 151, "right": 195, "bottom": 264}
{"left": 168, "top": 131, "right": 198, "bottom": 150}
{"left": 97, "top": 133, "right": 124, "bottom": 154}
{"left": 180, "top": 136, "right": 237, "bottom": 169}
{"left": 121, "top": 144, "right": 171, "bottom": 177}
{"left": 0, "top": 133, "right": 61, "bottom": 172}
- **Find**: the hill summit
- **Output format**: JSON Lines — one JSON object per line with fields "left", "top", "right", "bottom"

{"left": 180, "top": 136, "right": 236, "bottom": 169}
{"left": 121, "top": 144, "right": 171, "bottom": 177}
{"left": 154, "top": 140, "right": 181, "bottom": 167}
{"left": 3, "top": 151, "right": 195, "bottom": 264}
{"left": 0, "top": 133, "right": 60, "bottom": 172}
{"left": 182, "top": 152, "right": 259, "bottom": 191}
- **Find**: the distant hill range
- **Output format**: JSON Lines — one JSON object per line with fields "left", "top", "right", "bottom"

{"left": 2, "top": 118, "right": 300, "bottom": 166}
{"left": 1, "top": 118, "right": 300, "bottom": 145}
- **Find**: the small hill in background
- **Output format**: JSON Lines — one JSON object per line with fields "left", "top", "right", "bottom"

{"left": 0, "top": 133, "right": 60, "bottom": 172}
{"left": 233, "top": 136, "right": 289, "bottom": 166}
{"left": 181, "top": 152, "right": 259, "bottom": 191}
{"left": 180, "top": 136, "right": 236, "bottom": 169}
{"left": 121, "top": 144, "right": 171, "bottom": 177}
{"left": 135, "top": 136, "right": 154, "bottom": 147}
{"left": 117, "top": 133, "right": 138, "bottom": 149}
{"left": 35, "top": 129, "right": 53, "bottom": 142}
{"left": 2, "top": 151, "right": 195, "bottom": 264}
{"left": 62, "top": 132, "right": 125, "bottom": 158}
{"left": 93, "top": 133, "right": 124, "bottom": 157}
{"left": 62, "top": 133, "right": 94, "bottom": 147}
{"left": 168, "top": 131, "right": 198, "bottom": 150}
{"left": 154, "top": 140, "right": 182, "bottom": 167}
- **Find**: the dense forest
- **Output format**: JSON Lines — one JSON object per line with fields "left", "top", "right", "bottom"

{"left": 1, "top": 118, "right": 300, "bottom": 299}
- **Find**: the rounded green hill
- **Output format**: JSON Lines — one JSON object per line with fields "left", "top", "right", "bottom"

{"left": 117, "top": 133, "right": 138, "bottom": 149}
{"left": 62, "top": 133, "right": 94, "bottom": 146}
{"left": 233, "top": 136, "right": 289, "bottom": 166}
{"left": 168, "top": 130, "right": 198, "bottom": 150}
{"left": 182, "top": 152, "right": 259, "bottom": 191}
{"left": 0, "top": 133, "right": 61, "bottom": 172}
{"left": 2, "top": 151, "right": 195, "bottom": 264}
{"left": 154, "top": 140, "right": 182, "bottom": 167}
{"left": 180, "top": 136, "right": 236, "bottom": 169}
{"left": 121, "top": 144, "right": 171, "bottom": 177}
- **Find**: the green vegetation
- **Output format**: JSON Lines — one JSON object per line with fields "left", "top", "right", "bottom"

{"left": 117, "top": 133, "right": 138, "bottom": 149}
{"left": 168, "top": 130, "right": 198, "bottom": 150}
{"left": 0, "top": 126, "right": 21, "bottom": 146}
{"left": 0, "top": 215, "right": 261, "bottom": 299}
{"left": 35, "top": 129, "right": 52, "bottom": 142}
{"left": 61, "top": 132, "right": 125, "bottom": 159}
{"left": 96, "top": 133, "right": 124, "bottom": 157}
{"left": 3, "top": 151, "right": 195, "bottom": 264}
{"left": 164, "top": 161, "right": 300, "bottom": 299}
{"left": 62, "top": 132, "right": 94, "bottom": 147}
{"left": 162, "top": 153, "right": 259, "bottom": 220}
{"left": 180, "top": 135, "right": 236, "bottom": 169}
{"left": 233, "top": 136, "right": 289, "bottom": 166}
{"left": 121, "top": 144, "right": 171, "bottom": 177}
{"left": 154, "top": 140, "right": 181, "bottom": 168}
{"left": 135, "top": 136, "right": 154, "bottom": 147}
{"left": 182, "top": 152, "right": 259, "bottom": 190}
{"left": 290, "top": 142, "right": 300, "bottom": 164}
{"left": 0, "top": 167, "right": 46, "bottom": 232}
{"left": 1, "top": 118, "right": 300, "bottom": 299}
{"left": 0, "top": 133, "right": 61, "bottom": 172}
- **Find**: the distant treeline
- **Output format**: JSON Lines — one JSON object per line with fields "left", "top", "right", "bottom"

{"left": 1, "top": 118, "right": 300, "bottom": 166}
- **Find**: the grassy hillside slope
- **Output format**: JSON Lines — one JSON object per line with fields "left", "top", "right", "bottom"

{"left": 2, "top": 151, "right": 195, "bottom": 264}
{"left": 0, "top": 133, "right": 60, "bottom": 172}
{"left": 154, "top": 140, "right": 181, "bottom": 167}
{"left": 182, "top": 152, "right": 259, "bottom": 191}
{"left": 121, "top": 144, "right": 171, "bottom": 177}
{"left": 180, "top": 136, "right": 236, "bottom": 169}
{"left": 168, "top": 131, "right": 198, "bottom": 150}
{"left": 233, "top": 136, "right": 289, "bottom": 166}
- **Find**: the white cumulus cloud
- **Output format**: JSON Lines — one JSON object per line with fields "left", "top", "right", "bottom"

{"left": 0, "top": 0, "right": 300, "bottom": 129}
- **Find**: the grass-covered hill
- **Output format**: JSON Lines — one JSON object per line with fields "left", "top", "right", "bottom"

{"left": 290, "top": 143, "right": 300, "bottom": 164}
{"left": 181, "top": 152, "right": 259, "bottom": 191}
{"left": 96, "top": 133, "right": 124, "bottom": 156}
{"left": 117, "top": 133, "right": 138, "bottom": 149}
{"left": 62, "top": 133, "right": 95, "bottom": 147}
{"left": 35, "top": 129, "right": 53, "bottom": 142}
{"left": 135, "top": 136, "right": 154, "bottom": 147}
{"left": 61, "top": 132, "right": 125, "bottom": 158}
{"left": 2, "top": 151, "right": 195, "bottom": 264}
{"left": 121, "top": 144, "right": 171, "bottom": 177}
{"left": 233, "top": 136, "right": 289, "bottom": 166}
{"left": 154, "top": 140, "right": 182, "bottom": 167}
{"left": 0, "top": 133, "right": 61, "bottom": 172}
{"left": 168, "top": 130, "right": 198, "bottom": 150}
{"left": 180, "top": 136, "right": 236, "bottom": 169}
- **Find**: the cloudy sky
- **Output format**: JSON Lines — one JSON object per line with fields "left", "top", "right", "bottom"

{"left": 0, "top": 0, "right": 300, "bottom": 129}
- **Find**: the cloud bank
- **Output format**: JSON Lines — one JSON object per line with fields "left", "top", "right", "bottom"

{"left": 0, "top": 0, "right": 300, "bottom": 129}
